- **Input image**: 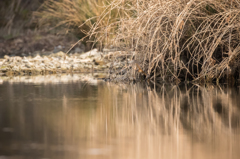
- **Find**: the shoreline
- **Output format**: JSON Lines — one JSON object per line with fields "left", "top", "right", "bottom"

{"left": 0, "top": 49, "right": 125, "bottom": 76}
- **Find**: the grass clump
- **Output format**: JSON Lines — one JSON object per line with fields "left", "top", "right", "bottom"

{"left": 34, "top": 0, "right": 116, "bottom": 40}
{"left": 89, "top": 0, "right": 240, "bottom": 83}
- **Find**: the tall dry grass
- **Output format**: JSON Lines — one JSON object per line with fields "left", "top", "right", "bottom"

{"left": 89, "top": 0, "right": 240, "bottom": 83}
{"left": 34, "top": 0, "right": 116, "bottom": 39}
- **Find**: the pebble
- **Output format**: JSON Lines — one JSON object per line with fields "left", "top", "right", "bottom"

{"left": 0, "top": 49, "right": 132, "bottom": 75}
{"left": 4, "top": 55, "right": 9, "bottom": 59}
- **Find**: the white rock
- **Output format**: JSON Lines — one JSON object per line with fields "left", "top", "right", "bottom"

{"left": 61, "top": 64, "right": 67, "bottom": 70}
{"left": 33, "top": 55, "right": 42, "bottom": 61}
{"left": 79, "top": 49, "right": 102, "bottom": 59}
{"left": 4, "top": 55, "right": 9, "bottom": 59}
{"left": 75, "top": 58, "right": 93, "bottom": 63}
{"left": 14, "top": 56, "right": 22, "bottom": 62}
{"left": 25, "top": 63, "right": 32, "bottom": 68}
{"left": 12, "top": 66, "right": 19, "bottom": 71}
{"left": 22, "top": 59, "right": 29, "bottom": 63}
{"left": 40, "top": 63, "right": 45, "bottom": 67}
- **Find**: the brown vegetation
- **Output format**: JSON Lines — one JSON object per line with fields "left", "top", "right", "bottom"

{"left": 89, "top": 0, "right": 240, "bottom": 83}
{"left": 2, "top": 0, "right": 240, "bottom": 84}
{"left": 33, "top": 0, "right": 116, "bottom": 40}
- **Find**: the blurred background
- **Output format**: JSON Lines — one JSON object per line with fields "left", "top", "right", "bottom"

{"left": 0, "top": 0, "right": 107, "bottom": 57}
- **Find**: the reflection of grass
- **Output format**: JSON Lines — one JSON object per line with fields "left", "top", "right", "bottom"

{"left": 90, "top": 83, "right": 240, "bottom": 139}
{"left": 8, "top": 82, "right": 240, "bottom": 141}
{"left": 3, "top": 82, "right": 240, "bottom": 158}
{"left": 37, "top": 83, "right": 238, "bottom": 140}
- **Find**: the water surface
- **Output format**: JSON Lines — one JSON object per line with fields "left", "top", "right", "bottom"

{"left": 0, "top": 74, "right": 240, "bottom": 159}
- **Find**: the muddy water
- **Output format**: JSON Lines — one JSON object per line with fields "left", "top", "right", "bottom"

{"left": 0, "top": 75, "right": 240, "bottom": 159}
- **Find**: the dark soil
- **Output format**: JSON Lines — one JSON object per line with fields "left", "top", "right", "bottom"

{"left": 0, "top": 31, "right": 86, "bottom": 57}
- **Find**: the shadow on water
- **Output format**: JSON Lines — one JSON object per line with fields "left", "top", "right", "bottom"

{"left": 0, "top": 74, "right": 240, "bottom": 159}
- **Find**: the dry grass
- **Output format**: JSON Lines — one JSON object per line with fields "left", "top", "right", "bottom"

{"left": 89, "top": 0, "right": 240, "bottom": 83}
{"left": 33, "top": 0, "right": 116, "bottom": 39}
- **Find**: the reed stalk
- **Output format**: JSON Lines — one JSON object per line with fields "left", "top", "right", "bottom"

{"left": 89, "top": 0, "right": 240, "bottom": 83}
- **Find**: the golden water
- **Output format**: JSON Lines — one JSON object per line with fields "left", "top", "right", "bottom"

{"left": 0, "top": 75, "right": 239, "bottom": 159}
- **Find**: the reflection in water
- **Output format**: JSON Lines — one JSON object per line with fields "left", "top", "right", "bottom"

{"left": 0, "top": 76, "right": 240, "bottom": 159}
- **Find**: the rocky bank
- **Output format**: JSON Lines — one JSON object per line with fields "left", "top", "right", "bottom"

{"left": 0, "top": 48, "right": 133, "bottom": 78}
